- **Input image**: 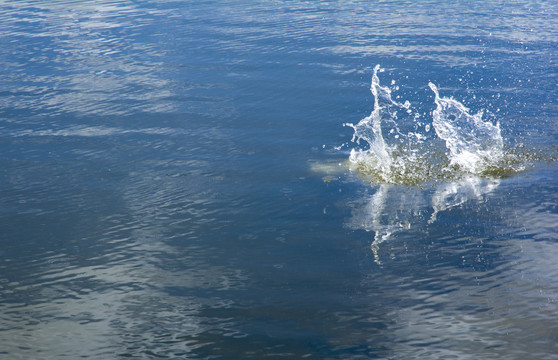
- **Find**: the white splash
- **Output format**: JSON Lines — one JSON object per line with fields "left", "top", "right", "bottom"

{"left": 346, "top": 65, "right": 508, "bottom": 185}
{"left": 345, "top": 65, "right": 432, "bottom": 185}
{"left": 429, "top": 82, "right": 503, "bottom": 174}
{"left": 345, "top": 65, "right": 514, "bottom": 263}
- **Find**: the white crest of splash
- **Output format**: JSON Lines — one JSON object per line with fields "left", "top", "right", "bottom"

{"left": 429, "top": 83, "right": 503, "bottom": 174}
{"left": 346, "top": 65, "right": 393, "bottom": 177}
{"left": 345, "top": 65, "right": 510, "bottom": 263}
{"left": 345, "top": 65, "right": 428, "bottom": 184}
{"left": 346, "top": 65, "right": 506, "bottom": 185}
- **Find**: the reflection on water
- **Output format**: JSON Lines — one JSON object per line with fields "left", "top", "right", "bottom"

{"left": 0, "top": 0, "right": 177, "bottom": 118}
{"left": 430, "top": 176, "right": 500, "bottom": 223}
{"left": 352, "top": 171, "right": 558, "bottom": 358}
{"left": 1, "top": 0, "right": 557, "bottom": 358}
{"left": 349, "top": 176, "right": 500, "bottom": 264}
{"left": 0, "top": 145, "right": 249, "bottom": 357}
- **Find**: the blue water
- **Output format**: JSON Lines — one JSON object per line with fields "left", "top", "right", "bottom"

{"left": 1, "top": 1, "right": 557, "bottom": 359}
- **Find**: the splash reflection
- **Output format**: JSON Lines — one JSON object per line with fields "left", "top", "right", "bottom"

{"left": 350, "top": 176, "right": 499, "bottom": 264}
{"left": 355, "top": 173, "right": 558, "bottom": 358}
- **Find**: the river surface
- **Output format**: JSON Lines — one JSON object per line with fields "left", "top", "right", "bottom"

{"left": 1, "top": 1, "right": 557, "bottom": 359}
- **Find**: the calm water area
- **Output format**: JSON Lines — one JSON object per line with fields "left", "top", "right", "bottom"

{"left": 1, "top": 1, "right": 557, "bottom": 359}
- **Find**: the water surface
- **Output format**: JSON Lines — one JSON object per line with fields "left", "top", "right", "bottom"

{"left": 1, "top": 1, "right": 557, "bottom": 359}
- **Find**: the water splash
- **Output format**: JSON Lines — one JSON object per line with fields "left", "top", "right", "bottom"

{"left": 346, "top": 65, "right": 438, "bottom": 186}
{"left": 429, "top": 82, "right": 503, "bottom": 175}
{"left": 345, "top": 65, "right": 518, "bottom": 186}
{"left": 344, "top": 65, "right": 539, "bottom": 263}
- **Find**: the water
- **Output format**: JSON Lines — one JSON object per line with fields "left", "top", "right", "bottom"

{"left": 0, "top": 1, "right": 557, "bottom": 359}
{"left": 346, "top": 65, "right": 510, "bottom": 185}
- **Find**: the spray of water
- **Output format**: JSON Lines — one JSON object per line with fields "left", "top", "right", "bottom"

{"left": 429, "top": 82, "right": 503, "bottom": 174}
{"left": 344, "top": 65, "right": 533, "bottom": 263}
{"left": 345, "top": 65, "right": 520, "bottom": 186}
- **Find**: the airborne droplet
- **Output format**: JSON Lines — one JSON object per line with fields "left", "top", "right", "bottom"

{"left": 346, "top": 65, "right": 522, "bottom": 186}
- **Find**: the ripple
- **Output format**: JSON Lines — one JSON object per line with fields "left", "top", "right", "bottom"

{"left": 0, "top": 0, "right": 178, "bottom": 117}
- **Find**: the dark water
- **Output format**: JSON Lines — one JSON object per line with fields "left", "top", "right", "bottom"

{"left": 1, "top": 1, "right": 557, "bottom": 359}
